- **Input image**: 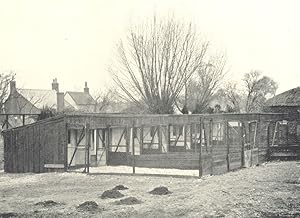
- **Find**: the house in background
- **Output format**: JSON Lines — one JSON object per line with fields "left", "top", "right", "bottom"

{"left": 3, "top": 79, "right": 97, "bottom": 127}
{"left": 64, "top": 82, "right": 97, "bottom": 113}
{"left": 264, "top": 87, "right": 300, "bottom": 120}
{"left": 4, "top": 79, "right": 65, "bottom": 115}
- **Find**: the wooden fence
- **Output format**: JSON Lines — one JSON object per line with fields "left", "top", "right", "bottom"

{"left": 3, "top": 116, "right": 67, "bottom": 173}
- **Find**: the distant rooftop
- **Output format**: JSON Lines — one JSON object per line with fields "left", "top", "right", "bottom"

{"left": 65, "top": 91, "right": 96, "bottom": 105}
{"left": 266, "top": 87, "right": 300, "bottom": 107}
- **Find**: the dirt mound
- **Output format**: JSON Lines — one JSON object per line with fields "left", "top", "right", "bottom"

{"left": 114, "top": 197, "right": 142, "bottom": 205}
{"left": 77, "top": 201, "right": 101, "bottom": 212}
{"left": 35, "top": 200, "right": 61, "bottom": 207}
{"left": 149, "top": 186, "right": 171, "bottom": 195}
{"left": 0, "top": 212, "right": 19, "bottom": 218}
{"left": 100, "top": 190, "right": 124, "bottom": 199}
{"left": 112, "top": 185, "right": 129, "bottom": 190}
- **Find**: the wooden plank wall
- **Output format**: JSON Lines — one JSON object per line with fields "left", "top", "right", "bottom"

{"left": 3, "top": 117, "right": 67, "bottom": 173}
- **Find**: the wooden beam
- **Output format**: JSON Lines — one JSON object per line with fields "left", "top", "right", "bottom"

{"left": 198, "top": 119, "right": 203, "bottom": 177}
{"left": 131, "top": 122, "right": 135, "bottom": 174}
{"left": 225, "top": 120, "right": 230, "bottom": 172}
{"left": 84, "top": 123, "right": 90, "bottom": 173}
{"left": 209, "top": 119, "right": 213, "bottom": 175}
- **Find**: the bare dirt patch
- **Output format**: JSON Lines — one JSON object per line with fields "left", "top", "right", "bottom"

{"left": 0, "top": 161, "right": 299, "bottom": 217}
{"left": 34, "top": 200, "right": 62, "bottom": 207}
{"left": 76, "top": 201, "right": 102, "bottom": 213}
{"left": 112, "top": 185, "right": 128, "bottom": 190}
{"left": 100, "top": 190, "right": 125, "bottom": 199}
{"left": 114, "top": 197, "right": 142, "bottom": 205}
{"left": 149, "top": 186, "right": 171, "bottom": 195}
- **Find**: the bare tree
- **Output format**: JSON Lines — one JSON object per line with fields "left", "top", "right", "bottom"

{"left": 0, "top": 72, "right": 15, "bottom": 112}
{"left": 183, "top": 53, "right": 227, "bottom": 114}
{"left": 243, "top": 71, "right": 278, "bottom": 113}
{"left": 93, "top": 88, "right": 118, "bottom": 112}
{"left": 112, "top": 16, "right": 209, "bottom": 114}
{"left": 221, "top": 81, "right": 242, "bottom": 113}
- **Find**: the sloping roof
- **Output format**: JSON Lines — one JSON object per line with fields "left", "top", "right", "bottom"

{"left": 65, "top": 91, "right": 96, "bottom": 105}
{"left": 265, "top": 87, "right": 300, "bottom": 106}
{"left": 18, "top": 89, "right": 57, "bottom": 109}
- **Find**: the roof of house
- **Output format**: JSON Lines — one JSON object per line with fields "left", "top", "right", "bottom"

{"left": 265, "top": 87, "right": 300, "bottom": 107}
{"left": 65, "top": 91, "right": 96, "bottom": 105}
{"left": 18, "top": 89, "right": 57, "bottom": 109}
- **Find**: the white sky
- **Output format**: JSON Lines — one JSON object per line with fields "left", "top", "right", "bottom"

{"left": 0, "top": 0, "right": 299, "bottom": 94}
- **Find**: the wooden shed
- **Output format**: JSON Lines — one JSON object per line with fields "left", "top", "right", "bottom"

{"left": 2, "top": 112, "right": 288, "bottom": 175}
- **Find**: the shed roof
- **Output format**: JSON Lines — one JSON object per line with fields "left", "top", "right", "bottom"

{"left": 65, "top": 91, "right": 96, "bottom": 105}
{"left": 266, "top": 87, "right": 300, "bottom": 106}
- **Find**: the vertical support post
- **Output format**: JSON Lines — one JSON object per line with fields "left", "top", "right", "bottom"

{"left": 158, "top": 126, "right": 162, "bottom": 153}
{"left": 106, "top": 125, "right": 110, "bottom": 165}
{"left": 209, "top": 119, "right": 213, "bottom": 175}
{"left": 225, "top": 120, "right": 230, "bottom": 172}
{"left": 184, "top": 125, "right": 187, "bottom": 150}
{"left": 85, "top": 123, "right": 90, "bottom": 173}
{"left": 198, "top": 119, "right": 203, "bottom": 177}
{"left": 131, "top": 121, "right": 136, "bottom": 174}
{"left": 22, "top": 114, "right": 25, "bottom": 126}
{"left": 64, "top": 123, "right": 68, "bottom": 171}
{"left": 257, "top": 118, "right": 261, "bottom": 165}
{"left": 241, "top": 122, "right": 245, "bottom": 167}
{"left": 140, "top": 125, "right": 144, "bottom": 154}
{"left": 167, "top": 124, "right": 171, "bottom": 152}
{"left": 5, "top": 114, "right": 8, "bottom": 129}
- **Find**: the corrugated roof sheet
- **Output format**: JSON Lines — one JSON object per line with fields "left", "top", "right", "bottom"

{"left": 65, "top": 91, "right": 96, "bottom": 105}
{"left": 18, "top": 89, "right": 57, "bottom": 109}
{"left": 266, "top": 87, "right": 300, "bottom": 106}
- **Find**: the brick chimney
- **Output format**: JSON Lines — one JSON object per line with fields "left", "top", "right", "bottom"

{"left": 57, "top": 92, "right": 64, "bottom": 112}
{"left": 52, "top": 78, "right": 59, "bottom": 92}
{"left": 84, "top": 82, "right": 89, "bottom": 94}
{"left": 10, "top": 80, "right": 16, "bottom": 95}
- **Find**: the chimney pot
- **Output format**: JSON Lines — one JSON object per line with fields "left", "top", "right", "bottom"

{"left": 52, "top": 78, "right": 59, "bottom": 92}
{"left": 84, "top": 82, "right": 89, "bottom": 94}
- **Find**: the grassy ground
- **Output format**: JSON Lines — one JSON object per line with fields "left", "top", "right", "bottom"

{"left": 0, "top": 161, "right": 299, "bottom": 218}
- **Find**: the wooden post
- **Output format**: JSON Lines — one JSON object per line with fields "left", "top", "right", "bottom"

{"left": 256, "top": 119, "right": 260, "bottom": 165}
{"left": 140, "top": 126, "right": 144, "bottom": 154}
{"left": 198, "top": 119, "right": 203, "bottom": 177}
{"left": 241, "top": 122, "right": 245, "bottom": 167}
{"left": 225, "top": 120, "right": 230, "bottom": 172}
{"left": 5, "top": 114, "right": 8, "bottom": 129}
{"left": 22, "top": 114, "right": 25, "bottom": 126}
{"left": 106, "top": 125, "right": 110, "bottom": 165}
{"left": 85, "top": 123, "right": 90, "bottom": 173}
{"left": 158, "top": 126, "right": 162, "bottom": 153}
{"left": 184, "top": 125, "right": 187, "bottom": 150}
{"left": 64, "top": 123, "right": 69, "bottom": 171}
{"left": 209, "top": 119, "right": 213, "bottom": 175}
{"left": 131, "top": 121, "right": 136, "bottom": 174}
{"left": 167, "top": 124, "right": 171, "bottom": 152}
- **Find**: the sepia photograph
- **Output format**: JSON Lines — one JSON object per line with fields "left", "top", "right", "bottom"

{"left": 0, "top": 0, "right": 299, "bottom": 217}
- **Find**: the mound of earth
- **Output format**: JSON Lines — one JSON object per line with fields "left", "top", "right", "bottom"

{"left": 149, "top": 186, "right": 171, "bottom": 195}
{"left": 0, "top": 212, "right": 19, "bottom": 218}
{"left": 114, "top": 197, "right": 142, "bottom": 205}
{"left": 77, "top": 201, "right": 101, "bottom": 212}
{"left": 35, "top": 200, "right": 62, "bottom": 207}
{"left": 112, "top": 185, "right": 129, "bottom": 190}
{"left": 100, "top": 190, "right": 124, "bottom": 199}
